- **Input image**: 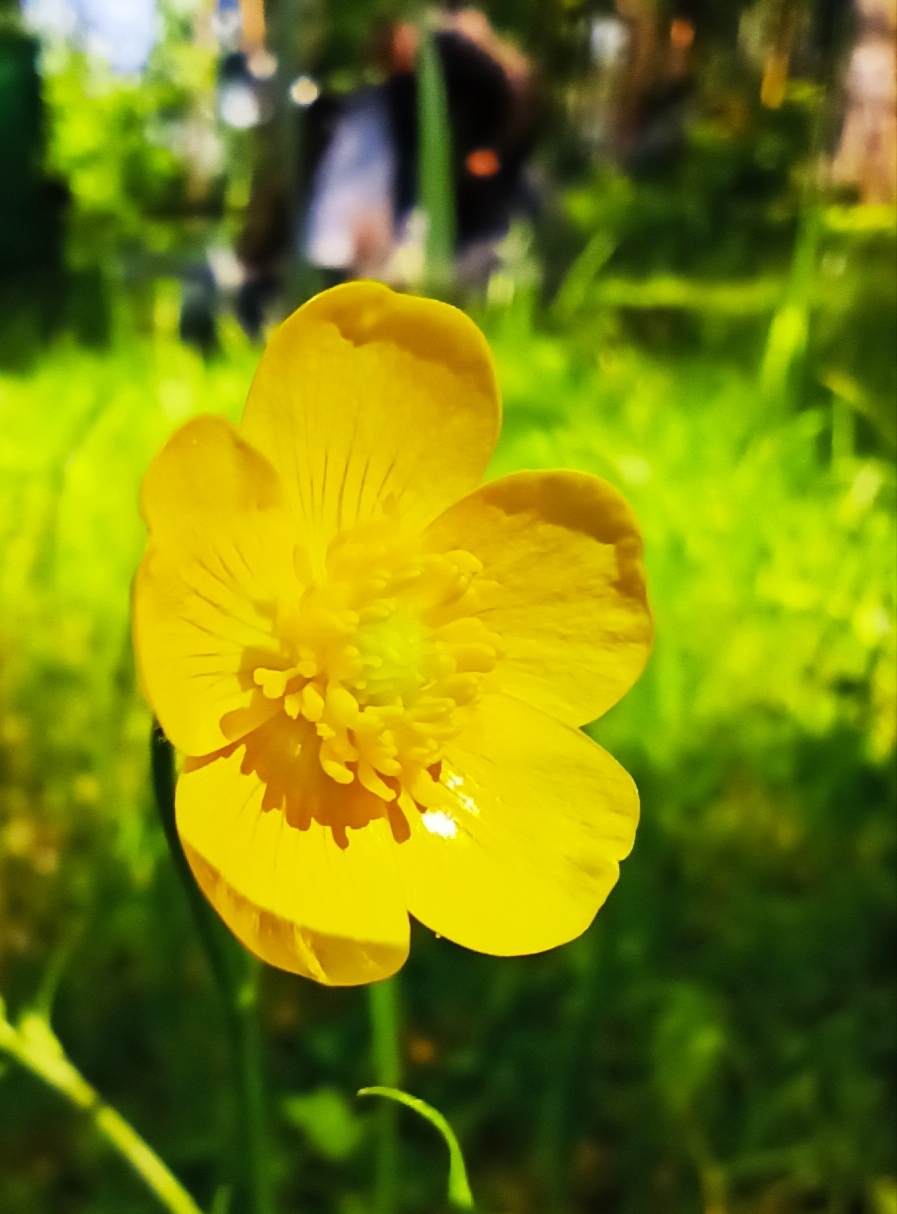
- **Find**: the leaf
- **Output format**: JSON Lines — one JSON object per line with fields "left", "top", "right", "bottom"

{"left": 358, "top": 1086, "right": 474, "bottom": 1210}
{"left": 283, "top": 1086, "right": 364, "bottom": 1162}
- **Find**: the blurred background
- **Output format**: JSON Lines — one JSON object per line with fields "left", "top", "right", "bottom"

{"left": 0, "top": 1, "right": 895, "bottom": 1212}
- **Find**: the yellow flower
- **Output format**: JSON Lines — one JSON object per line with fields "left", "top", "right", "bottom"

{"left": 133, "top": 282, "right": 653, "bottom": 986}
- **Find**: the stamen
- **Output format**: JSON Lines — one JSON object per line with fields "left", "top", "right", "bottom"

{"left": 244, "top": 519, "right": 499, "bottom": 830}
{"left": 299, "top": 683, "right": 324, "bottom": 721}
{"left": 253, "top": 667, "right": 293, "bottom": 699}
{"left": 321, "top": 758, "right": 354, "bottom": 784}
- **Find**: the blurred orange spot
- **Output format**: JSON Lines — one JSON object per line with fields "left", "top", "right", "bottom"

{"left": 466, "top": 148, "right": 500, "bottom": 178}
{"left": 408, "top": 1035, "right": 437, "bottom": 1065}
{"left": 761, "top": 53, "right": 788, "bottom": 108}
{"left": 670, "top": 19, "right": 694, "bottom": 50}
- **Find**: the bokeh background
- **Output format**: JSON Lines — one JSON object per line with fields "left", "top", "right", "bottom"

{"left": 0, "top": 2, "right": 895, "bottom": 1212}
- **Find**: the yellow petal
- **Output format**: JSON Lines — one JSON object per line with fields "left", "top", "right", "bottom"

{"left": 396, "top": 693, "right": 638, "bottom": 956}
{"left": 133, "top": 415, "right": 301, "bottom": 756}
{"left": 176, "top": 719, "right": 410, "bottom": 985}
{"left": 424, "top": 470, "right": 652, "bottom": 727}
{"left": 240, "top": 282, "right": 501, "bottom": 569}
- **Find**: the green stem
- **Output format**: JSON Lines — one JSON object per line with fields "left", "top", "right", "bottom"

{"left": 150, "top": 725, "right": 274, "bottom": 1214}
{"left": 368, "top": 977, "right": 402, "bottom": 1214}
{"left": 0, "top": 1010, "right": 203, "bottom": 1214}
{"left": 232, "top": 966, "right": 273, "bottom": 1214}
{"left": 759, "top": 204, "right": 821, "bottom": 402}
{"left": 417, "top": 18, "right": 456, "bottom": 285}
{"left": 537, "top": 929, "right": 604, "bottom": 1212}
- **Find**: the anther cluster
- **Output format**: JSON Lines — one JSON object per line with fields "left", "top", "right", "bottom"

{"left": 251, "top": 518, "right": 501, "bottom": 831}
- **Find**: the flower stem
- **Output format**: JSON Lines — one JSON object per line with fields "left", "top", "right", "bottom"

{"left": 537, "top": 929, "right": 604, "bottom": 1212}
{"left": 150, "top": 724, "right": 274, "bottom": 1214}
{"left": 0, "top": 1009, "right": 203, "bottom": 1214}
{"left": 231, "top": 965, "right": 273, "bottom": 1214}
{"left": 368, "top": 977, "right": 402, "bottom": 1214}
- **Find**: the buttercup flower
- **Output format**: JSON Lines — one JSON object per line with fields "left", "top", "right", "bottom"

{"left": 133, "top": 282, "right": 653, "bottom": 985}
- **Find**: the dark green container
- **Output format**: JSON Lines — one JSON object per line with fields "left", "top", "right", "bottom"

{"left": 0, "top": 27, "right": 62, "bottom": 273}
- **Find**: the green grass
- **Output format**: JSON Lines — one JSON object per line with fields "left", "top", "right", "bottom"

{"left": 0, "top": 288, "right": 894, "bottom": 1214}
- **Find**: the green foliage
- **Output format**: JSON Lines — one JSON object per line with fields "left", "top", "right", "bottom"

{"left": 561, "top": 89, "right": 821, "bottom": 281}
{"left": 0, "top": 253, "right": 894, "bottom": 1213}
{"left": 483, "top": 317, "right": 896, "bottom": 764}
{"left": 477, "top": 291, "right": 896, "bottom": 1211}
{"left": 2, "top": 11, "right": 890, "bottom": 1211}
{"left": 1, "top": 286, "right": 893, "bottom": 1214}
{"left": 40, "top": 34, "right": 222, "bottom": 265}
{"left": 284, "top": 1086, "right": 365, "bottom": 1162}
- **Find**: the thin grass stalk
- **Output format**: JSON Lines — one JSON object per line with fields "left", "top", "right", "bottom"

{"left": 759, "top": 203, "right": 822, "bottom": 403}
{"left": 417, "top": 22, "right": 455, "bottom": 286}
{"left": 760, "top": 68, "right": 836, "bottom": 405}
{"left": 0, "top": 1009, "right": 204, "bottom": 1214}
{"left": 150, "top": 725, "right": 274, "bottom": 1214}
{"left": 537, "top": 929, "right": 604, "bottom": 1212}
{"left": 368, "top": 976, "right": 402, "bottom": 1214}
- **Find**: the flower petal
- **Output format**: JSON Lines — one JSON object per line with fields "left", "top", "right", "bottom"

{"left": 176, "top": 719, "right": 410, "bottom": 985}
{"left": 424, "top": 470, "right": 652, "bottom": 727}
{"left": 240, "top": 281, "right": 501, "bottom": 567}
{"left": 396, "top": 693, "right": 638, "bottom": 956}
{"left": 133, "top": 415, "right": 301, "bottom": 756}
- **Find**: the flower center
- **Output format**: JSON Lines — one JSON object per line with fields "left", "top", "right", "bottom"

{"left": 251, "top": 518, "right": 500, "bottom": 831}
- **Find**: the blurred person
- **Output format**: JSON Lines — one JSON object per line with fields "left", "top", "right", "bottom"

{"left": 300, "top": 7, "right": 539, "bottom": 285}
{"left": 831, "top": 0, "right": 897, "bottom": 202}
{"left": 302, "top": 68, "right": 398, "bottom": 279}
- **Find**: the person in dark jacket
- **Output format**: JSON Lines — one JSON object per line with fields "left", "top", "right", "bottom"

{"left": 302, "top": 9, "right": 538, "bottom": 281}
